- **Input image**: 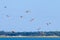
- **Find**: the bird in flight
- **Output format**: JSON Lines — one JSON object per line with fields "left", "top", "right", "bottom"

{"left": 6, "top": 15, "right": 9, "bottom": 17}
{"left": 4, "top": 6, "right": 7, "bottom": 8}
{"left": 46, "top": 22, "right": 51, "bottom": 26}
{"left": 25, "top": 10, "right": 31, "bottom": 13}
{"left": 30, "top": 18, "right": 35, "bottom": 22}
{"left": 20, "top": 16, "right": 23, "bottom": 19}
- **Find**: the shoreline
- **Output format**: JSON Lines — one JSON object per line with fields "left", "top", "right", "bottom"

{"left": 0, "top": 36, "right": 60, "bottom": 38}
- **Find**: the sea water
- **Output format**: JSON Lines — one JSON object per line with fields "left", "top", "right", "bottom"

{"left": 0, "top": 38, "right": 60, "bottom": 40}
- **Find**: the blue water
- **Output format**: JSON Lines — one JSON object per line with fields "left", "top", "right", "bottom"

{"left": 0, "top": 38, "right": 60, "bottom": 40}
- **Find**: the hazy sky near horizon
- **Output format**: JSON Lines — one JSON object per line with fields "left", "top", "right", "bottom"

{"left": 0, "top": 0, "right": 60, "bottom": 32}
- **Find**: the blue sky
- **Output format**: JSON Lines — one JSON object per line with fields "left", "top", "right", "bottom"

{"left": 0, "top": 0, "right": 60, "bottom": 32}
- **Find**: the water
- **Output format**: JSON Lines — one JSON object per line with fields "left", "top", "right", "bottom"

{"left": 0, "top": 38, "right": 60, "bottom": 40}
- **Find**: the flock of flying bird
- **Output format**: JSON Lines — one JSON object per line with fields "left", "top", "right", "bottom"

{"left": 0, "top": 0, "right": 52, "bottom": 31}
{"left": 3, "top": 6, "right": 52, "bottom": 31}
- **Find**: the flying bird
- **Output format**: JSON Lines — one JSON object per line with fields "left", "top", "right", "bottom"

{"left": 6, "top": 15, "right": 10, "bottom": 18}
{"left": 30, "top": 18, "right": 35, "bottom": 22}
{"left": 46, "top": 22, "right": 51, "bottom": 26}
{"left": 25, "top": 10, "right": 31, "bottom": 13}
{"left": 20, "top": 16, "right": 23, "bottom": 19}
{"left": 4, "top": 6, "right": 7, "bottom": 8}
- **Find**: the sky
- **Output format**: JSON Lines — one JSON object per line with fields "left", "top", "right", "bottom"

{"left": 0, "top": 0, "right": 60, "bottom": 32}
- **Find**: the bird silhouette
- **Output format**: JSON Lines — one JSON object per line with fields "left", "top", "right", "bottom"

{"left": 6, "top": 15, "right": 10, "bottom": 18}
{"left": 4, "top": 6, "right": 7, "bottom": 8}
{"left": 20, "top": 16, "right": 23, "bottom": 19}
{"left": 46, "top": 22, "right": 51, "bottom": 26}
{"left": 25, "top": 10, "right": 31, "bottom": 13}
{"left": 30, "top": 18, "right": 35, "bottom": 22}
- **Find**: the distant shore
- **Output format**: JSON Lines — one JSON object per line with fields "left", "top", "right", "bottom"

{"left": 0, "top": 31, "right": 60, "bottom": 38}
